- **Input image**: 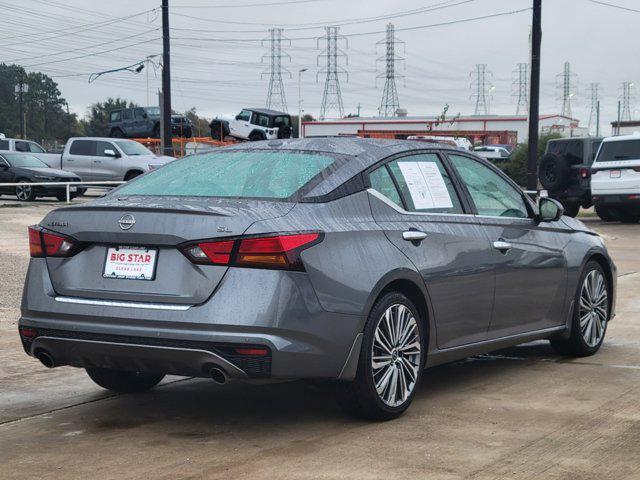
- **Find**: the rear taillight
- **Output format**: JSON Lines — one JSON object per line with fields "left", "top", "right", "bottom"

{"left": 181, "top": 232, "right": 321, "bottom": 271}
{"left": 633, "top": 167, "right": 640, "bottom": 173}
{"left": 28, "top": 226, "right": 80, "bottom": 258}
{"left": 19, "top": 327, "right": 38, "bottom": 339}
{"left": 580, "top": 167, "right": 591, "bottom": 179}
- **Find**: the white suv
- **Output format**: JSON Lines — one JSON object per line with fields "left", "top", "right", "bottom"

{"left": 591, "top": 133, "right": 640, "bottom": 223}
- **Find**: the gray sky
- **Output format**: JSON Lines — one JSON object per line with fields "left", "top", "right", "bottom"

{"left": 5, "top": 0, "right": 639, "bottom": 133}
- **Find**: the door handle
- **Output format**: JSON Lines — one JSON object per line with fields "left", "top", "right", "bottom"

{"left": 493, "top": 240, "right": 512, "bottom": 252}
{"left": 93, "top": 160, "right": 101, "bottom": 163}
{"left": 403, "top": 231, "right": 428, "bottom": 242}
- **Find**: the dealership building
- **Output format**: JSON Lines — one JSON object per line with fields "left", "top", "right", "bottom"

{"left": 301, "top": 114, "right": 586, "bottom": 145}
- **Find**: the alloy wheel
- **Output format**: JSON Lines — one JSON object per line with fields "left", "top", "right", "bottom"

{"left": 16, "top": 184, "right": 32, "bottom": 201}
{"left": 371, "top": 303, "right": 422, "bottom": 407}
{"left": 579, "top": 270, "right": 608, "bottom": 347}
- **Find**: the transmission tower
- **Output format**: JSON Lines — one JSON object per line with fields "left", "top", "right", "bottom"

{"left": 470, "top": 64, "right": 492, "bottom": 115}
{"left": 376, "top": 23, "right": 404, "bottom": 117}
{"left": 262, "top": 28, "right": 291, "bottom": 112}
{"left": 317, "top": 26, "right": 348, "bottom": 119}
{"left": 619, "top": 81, "right": 634, "bottom": 121}
{"left": 587, "top": 82, "right": 600, "bottom": 134}
{"left": 556, "top": 61, "right": 577, "bottom": 118}
{"left": 512, "top": 62, "right": 528, "bottom": 115}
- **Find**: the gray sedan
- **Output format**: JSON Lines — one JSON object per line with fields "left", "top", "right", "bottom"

{"left": 18, "top": 138, "right": 616, "bottom": 420}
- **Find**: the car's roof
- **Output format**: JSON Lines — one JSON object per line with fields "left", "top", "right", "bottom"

{"left": 221, "top": 137, "right": 466, "bottom": 198}
{"left": 68, "top": 137, "right": 135, "bottom": 141}
{"left": 243, "top": 107, "right": 289, "bottom": 116}
{"left": 550, "top": 136, "right": 603, "bottom": 143}
{"left": 601, "top": 133, "right": 640, "bottom": 143}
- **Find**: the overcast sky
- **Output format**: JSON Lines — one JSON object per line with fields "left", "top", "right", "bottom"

{"left": 5, "top": 0, "right": 639, "bottom": 134}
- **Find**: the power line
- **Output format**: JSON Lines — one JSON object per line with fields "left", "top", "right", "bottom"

{"left": 586, "top": 0, "right": 640, "bottom": 13}
{"left": 318, "top": 26, "right": 348, "bottom": 119}
{"left": 377, "top": 23, "right": 404, "bottom": 117}
{"left": 262, "top": 28, "right": 291, "bottom": 112}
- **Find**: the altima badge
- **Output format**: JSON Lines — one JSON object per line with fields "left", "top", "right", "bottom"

{"left": 118, "top": 214, "right": 136, "bottom": 230}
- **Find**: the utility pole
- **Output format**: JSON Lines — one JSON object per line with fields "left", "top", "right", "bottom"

{"left": 66, "top": 101, "right": 71, "bottom": 139}
{"left": 470, "top": 64, "right": 491, "bottom": 116}
{"left": 588, "top": 83, "right": 600, "bottom": 135}
{"left": 317, "top": 26, "right": 348, "bottom": 120}
{"left": 513, "top": 62, "right": 529, "bottom": 115}
{"left": 263, "top": 28, "right": 291, "bottom": 112}
{"left": 298, "top": 67, "right": 307, "bottom": 138}
{"left": 617, "top": 100, "right": 621, "bottom": 135}
{"left": 527, "top": 0, "right": 541, "bottom": 192}
{"left": 161, "top": 0, "right": 172, "bottom": 156}
{"left": 377, "top": 23, "right": 404, "bottom": 117}
{"left": 596, "top": 100, "right": 600, "bottom": 137}
{"left": 357, "top": 103, "right": 361, "bottom": 117}
{"left": 14, "top": 79, "right": 28, "bottom": 139}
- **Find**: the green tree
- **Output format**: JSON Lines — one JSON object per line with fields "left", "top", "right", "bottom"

{"left": 83, "top": 97, "right": 137, "bottom": 137}
{"left": 497, "top": 133, "right": 563, "bottom": 186}
{"left": 184, "top": 107, "right": 210, "bottom": 137}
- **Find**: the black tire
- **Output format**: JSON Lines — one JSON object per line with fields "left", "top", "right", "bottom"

{"left": 110, "top": 128, "right": 125, "bottom": 138}
{"left": 86, "top": 368, "right": 164, "bottom": 393}
{"left": 183, "top": 127, "right": 193, "bottom": 139}
{"left": 249, "top": 131, "right": 266, "bottom": 141}
{"left": 152, "top": 123, "right": 160, "bottom": 139}
{"left": 209, "top": 120, "right": 230, "bottom": 140}
{"left": 15, "top": 179, "right": 36, "bottom": 201}
{"left": 56, "top": 193, "right": 77, "bottom": 202}
{"left": 562, "top": 202, "right": 580, "bottom": 218}
{"left": 618, "top": 209, "right": 640, "bottom": 224}
{"left": 595, "top": 206, "right": 619, "bottom": 222}
{"left": 339, "top": 292, "right": 425, "bottom": 421}
{"left": 550, "top": 261, "right": 610, "bottom": 357}
{"left": 124, "top": 171, "right": 143, "bottom": 181}
{"left": 277, "top": 125, "right": 292, "bottom": 139}
{"left": 538, "top": 153, "right": 570, "bottom": 191}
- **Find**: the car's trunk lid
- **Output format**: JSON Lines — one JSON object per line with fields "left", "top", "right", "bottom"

{"left": 41, "top": 196, "right": 294, "bottom": 305}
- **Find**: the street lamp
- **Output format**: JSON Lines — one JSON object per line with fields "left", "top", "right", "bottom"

{"left": 298, "top": 68, "right": 308, "bottom": 138}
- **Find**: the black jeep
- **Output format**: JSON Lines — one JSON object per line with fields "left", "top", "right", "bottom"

{"left": 538, "top": 137, "right": 603, "bottom": 217}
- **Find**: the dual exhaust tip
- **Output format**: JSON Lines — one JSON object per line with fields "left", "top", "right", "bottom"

{"left": 36, "top": 350, "right": 229, "bottom": 385}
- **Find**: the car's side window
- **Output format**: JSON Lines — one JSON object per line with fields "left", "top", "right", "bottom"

{"left": 134, "top": 108, "right": 145, "bottom": 119}
{"left": 96, "top": 141, "right": 116, "bottom": 157}
{"left": 28, "top": 142, "right": 45, "bottom": 153}
{"left": 15, "top": 141, "right": 29, "bottom": 152}
{"left": 237, "top": 110, "right": 251, "bottom": 122}
{"left": 448, "top": 154, "right": 529, "bottom": 218}
{"left": 110, "top": 110, "right": 122, "bottom": 122}
{"left": 122, "top": 109, "right": 132, "bottom": 120}
{"left": 386, "top": 153, "right": 463, "bottom": 214}
{"left": 0, "top": 140, "right": 8, "bottom": 150}
{"left": 69, "top": 140, "right": 96, "bottom": 156}
{"left": 369, "top": 166, "right": 403, "bottom": 208}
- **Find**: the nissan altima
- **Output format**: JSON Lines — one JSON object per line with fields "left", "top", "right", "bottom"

{"left": 18, "top": 138, "right": 616, "bottom": 420}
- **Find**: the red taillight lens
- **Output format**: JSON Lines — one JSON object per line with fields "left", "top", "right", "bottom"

{"left": 19, "top": 327, "right": 38, "bottom": 339}
{"left": 180, "top": 232, "right": 321, "bottom": 271}
{"left": 580, "top": 167, "right": 591, "bottom": 179}
{"left": 28, "top": 226, "right": 79, "bottom": 258}
{"left": 234, "top": 347, "right": 269, "bottom": 356}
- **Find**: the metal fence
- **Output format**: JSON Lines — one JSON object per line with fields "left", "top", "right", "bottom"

{"left": 0, "top": 181, "right": 126, "bottom": 203}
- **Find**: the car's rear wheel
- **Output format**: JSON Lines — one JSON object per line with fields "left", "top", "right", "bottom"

{"left": 595, "top": 206, "right": 619, "bottom": 222}
{"left": 249, "top": 131, "right": 265, "bottom": 141}
{"left": 618, "top": 209, "right": 640, "bottom": 224}
{"left": 110, "top": 128, "right": 124, "bottom": 138}
{"left": 550, "top": 261, "right": 609, "bottom": 357}
{"left": 56, "top": 193, "right": 77, "bottom": 202}
{"left": 15, "top": 180, "right": 35, "bottom": 201}
{"left": 86, "top": 368, "right": 164, "bottom": 393}
{"left": 340, "top": 292, "right": 424, "bottom": 420}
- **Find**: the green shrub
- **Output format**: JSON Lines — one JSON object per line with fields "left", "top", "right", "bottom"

{"left": 496, "top": 133, "right": 563, "bottom": 187}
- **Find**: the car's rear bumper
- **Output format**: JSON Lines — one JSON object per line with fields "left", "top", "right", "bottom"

{"left": 592, "top": 193, "right": 640, "bottom": 207}
{"left": 19, "top": 259, "right": 364, "bottom": 381}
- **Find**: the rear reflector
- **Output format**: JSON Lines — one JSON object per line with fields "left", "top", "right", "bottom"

{"left": 181, "top": 232, "right": 321, "bottom": 271}
{"left": 19, "top": 327, "right": 38, "bottom": 339}
{"left": 28, "top": 226, "right": 80, "bottom": 258}
{"left": 234, "top": 347, "right": 269, "bottom": 356}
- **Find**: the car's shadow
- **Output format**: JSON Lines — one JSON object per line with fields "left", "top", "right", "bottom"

{"left": 75, "top": 340, "right": 562, "bottom": 433}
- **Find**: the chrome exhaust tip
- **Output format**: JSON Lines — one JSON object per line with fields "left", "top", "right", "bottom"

{"left": 209, "top": 367, "right": 228, "bottom": 384}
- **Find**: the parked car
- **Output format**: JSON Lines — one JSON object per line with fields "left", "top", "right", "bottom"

{"left": 39, "top": 138, "right": 174, "bottom": 182}
{"left": 406, "top": 135, "right": 472, "bottom": 150}
{"left": 210, "top": 108, "right": 292, "bottom": 141}
{"left": 538, "top": 137, "right": 603, "bottom": 217}
{"left": 108, "top": 107, "right": 193, "bottom": 139}
{"left": 19, "top": 138, "right": 616, "bottom": 420}
{"left": 0, "top": 152, "right": 81, "bottom": 201}
{"left": 591, "top": 133, "right": 640, "bottom": 223}
{"left": 0, "top": 137, "right": 62, "bottom": 166}
{"left": 473, "top": 145, "right": 511, "bottom": 162}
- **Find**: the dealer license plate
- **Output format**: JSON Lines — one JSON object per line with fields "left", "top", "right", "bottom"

{"left": 103, "top": 246, "right": 157, "bottom": 280}
{"left": 610, "top": 170, "right": 621, "bottom": 178}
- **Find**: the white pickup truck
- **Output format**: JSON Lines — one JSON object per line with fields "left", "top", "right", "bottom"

{"left": 1, "top": 137, "right": 174, "bottom": 182}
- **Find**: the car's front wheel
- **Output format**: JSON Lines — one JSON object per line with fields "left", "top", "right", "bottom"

{"left": 550, "top": 261, "right": 610, "bottom": 357}
{"left": 86, "top": 368, "right": 164, "bottom": 393}
{"left": 340, "top": 292, "right": 425, "bottom": 420}
{"left": 15, "top": 180, "right": 35, "bottom": 201}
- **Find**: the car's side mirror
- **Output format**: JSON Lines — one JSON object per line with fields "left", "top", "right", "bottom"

{"left": 104, "top": 149, "right": 119, "bottom": 158}
{"left": 142, "top": 112, "right": 148, "bottom": 119}
{"left": 538, "top": 197, "right": 564, "bottom": 222}
{"left": 0, "top": 163, "right": 8, "bottom": 170}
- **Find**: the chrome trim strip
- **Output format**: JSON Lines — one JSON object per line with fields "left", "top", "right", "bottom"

{"left": 54, "top": 296, "right": 192, "bottom": 311}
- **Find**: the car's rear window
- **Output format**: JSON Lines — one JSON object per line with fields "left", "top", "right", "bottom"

{"left": 115, "top": 150, "right": 335, "bottom": 199}
{"left": 595, "top": 139, "right": 640, "bottom": 163}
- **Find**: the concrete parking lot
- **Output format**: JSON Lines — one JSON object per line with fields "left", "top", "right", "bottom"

{"left": 1, "top": 199, "right": 639, "bottom": 480}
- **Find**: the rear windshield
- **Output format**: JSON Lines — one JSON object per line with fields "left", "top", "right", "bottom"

{"left": 115, "top": 150, "right": 335, "bottom": 199}
{"left": 595, "top": 139, "right": 640, "bottom": 163}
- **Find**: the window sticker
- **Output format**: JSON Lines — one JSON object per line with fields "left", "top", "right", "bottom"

{"left": 398, "top": 161, "right": 453, "bottom": 209}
